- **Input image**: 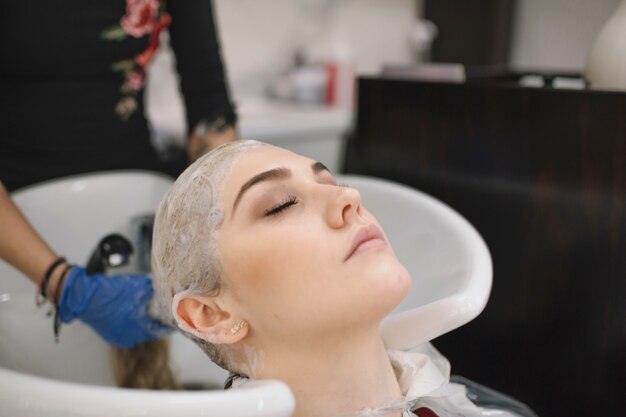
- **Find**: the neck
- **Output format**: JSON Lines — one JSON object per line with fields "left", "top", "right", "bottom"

{"left": 254, "top": 329, "right": 403, "bottom": 417}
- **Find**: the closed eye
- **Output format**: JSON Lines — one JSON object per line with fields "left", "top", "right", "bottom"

{"left": 264, "top": 195, "right": 298, "bottom": 216}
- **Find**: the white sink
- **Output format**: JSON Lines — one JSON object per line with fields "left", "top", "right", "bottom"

{"left": 0, "top": 171, "right": 295, "bottom": 417}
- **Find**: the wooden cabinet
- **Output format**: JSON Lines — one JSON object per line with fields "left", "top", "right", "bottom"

{"left": 345, "top": 76, "right": 626, "bottom": 416}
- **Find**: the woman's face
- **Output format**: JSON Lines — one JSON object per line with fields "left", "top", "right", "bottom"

{"left": 218, "top": 146, "right": 410, "bottom": 347}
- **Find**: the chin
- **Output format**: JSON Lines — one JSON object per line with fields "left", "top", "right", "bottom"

{"left": 364, "top": 257, "right": 411, "bottom": 316}
{"left": 386, "top": 263, "right": 411, "bottom": 306}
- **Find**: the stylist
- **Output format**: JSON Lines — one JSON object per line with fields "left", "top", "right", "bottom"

{"left": 0, "top": 0, "right": 237, "bottom": 191}
{"left": 0, "top": 0, "right": 237, "bottom": 347}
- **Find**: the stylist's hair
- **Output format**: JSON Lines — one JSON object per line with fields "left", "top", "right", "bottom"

{"left": 151, "top": 140, "right": 263, "bottom": 372}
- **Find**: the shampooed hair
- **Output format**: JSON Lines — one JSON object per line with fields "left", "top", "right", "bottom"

{"left": 150, "top": 140, "right": 264, "bottom": 372}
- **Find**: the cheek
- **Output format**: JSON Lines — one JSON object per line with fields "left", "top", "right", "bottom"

{"left": 220, "top": 226, "right": 331, "bottom": 315}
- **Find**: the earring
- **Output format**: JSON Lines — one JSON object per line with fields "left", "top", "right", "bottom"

{"left": 230, "top": 320, "right": 248, "bottom": 335}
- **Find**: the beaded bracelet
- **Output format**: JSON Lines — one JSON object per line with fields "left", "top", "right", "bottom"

{"left": 53, "top": 264, "right": 73, "bottom": 343}
{"left": 36, "top": 257, "right": 66, "bottom": 307}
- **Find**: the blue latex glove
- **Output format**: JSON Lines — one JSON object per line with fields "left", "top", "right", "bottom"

{"left": 58, "top": 266, "right": 172, "bottom": 348}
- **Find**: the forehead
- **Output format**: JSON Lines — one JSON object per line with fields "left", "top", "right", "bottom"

{"left": 230, "top": 145, "right": 315, "bottom": 182}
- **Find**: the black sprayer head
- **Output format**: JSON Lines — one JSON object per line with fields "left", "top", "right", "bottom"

{"left": 85, "top": 233, "right": 134, "bottom": 275}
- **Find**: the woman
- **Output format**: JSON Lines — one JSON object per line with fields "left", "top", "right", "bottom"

{"left": 151, "top": 140, "right": 533, "bottom": 417}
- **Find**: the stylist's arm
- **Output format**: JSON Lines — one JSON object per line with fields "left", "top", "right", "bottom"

{"left": 0, "top": 182, "right": 172, "bottom": 348}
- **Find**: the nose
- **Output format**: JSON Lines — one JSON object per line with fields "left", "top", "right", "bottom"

{"left": 325, "top": 186, "right": 363, "bottom": 228}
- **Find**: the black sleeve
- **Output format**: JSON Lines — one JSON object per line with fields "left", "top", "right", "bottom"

{"left": 166, "top": 0, "right": 237, "bottom": 137}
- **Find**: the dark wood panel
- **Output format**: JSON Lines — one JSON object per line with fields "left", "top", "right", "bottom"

{"left": 424, "top": 0, "right": 517, "bottom": 66}
{"left": 345, "top": 77, "right": 626, "bottom": 416}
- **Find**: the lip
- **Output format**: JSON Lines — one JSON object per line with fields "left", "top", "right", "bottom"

{"left": 344, "top": 224, "right": 386, "bottom": 261}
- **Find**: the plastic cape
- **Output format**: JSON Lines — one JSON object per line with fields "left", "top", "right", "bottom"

{"left": 388, "top": 344, "right": 538, "bottom": 417}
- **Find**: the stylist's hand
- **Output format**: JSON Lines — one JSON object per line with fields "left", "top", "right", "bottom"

{"left": 187, "top": 125, "right": 237, "bottom": 162}
{"left": 57, "top": 266, "right": 172, "bottom": 348}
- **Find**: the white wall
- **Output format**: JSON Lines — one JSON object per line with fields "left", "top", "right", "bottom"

{"left": 510, "top": 0, "right": 621, "bottom": 71}
{"left": 147, "top": 0, "right": 421, "bottom": 147}
{"left": 214, "top": 0, "right": 420, "bottom": 97}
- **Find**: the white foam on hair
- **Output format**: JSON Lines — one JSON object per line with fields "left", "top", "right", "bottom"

{"left": 151, "top": 139, "right": 266, "bottom": 371}
{"left": 152, "top": 139, "right": 265, "bottom": 323}
{"left": 224, "top": 342, "right": 266, "bottom": 379}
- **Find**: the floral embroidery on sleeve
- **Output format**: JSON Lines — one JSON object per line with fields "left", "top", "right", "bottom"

{"left": 101, "top": 0, "right": 171, "bottom": 121}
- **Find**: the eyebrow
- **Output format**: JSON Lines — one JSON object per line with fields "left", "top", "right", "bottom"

{"left": 232, "top": 161, "right": 330, "bottom": 216}
{"left": 311, "top": 161, "right": 329, "bottom": 174}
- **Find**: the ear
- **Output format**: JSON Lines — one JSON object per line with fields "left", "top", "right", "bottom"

{"left": 173, "top": 294, "right": 248, "bottom": 344}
